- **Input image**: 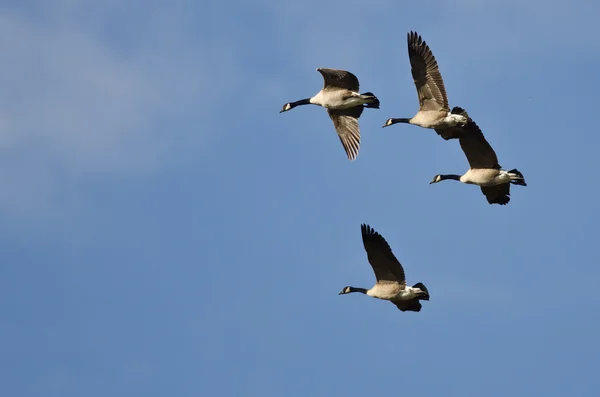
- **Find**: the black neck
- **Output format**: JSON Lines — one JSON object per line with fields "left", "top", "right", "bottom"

{"left": 348, "top": 287, "right": 368, "bottom": 294}
{"left": 388, "top": 118, "right": 411, "bottom": 125}
{"left": 290, "top": 98, "right": 311, "bottom": 108}
{"left": 440, "top": 174, "right": 462, "bottom": 181}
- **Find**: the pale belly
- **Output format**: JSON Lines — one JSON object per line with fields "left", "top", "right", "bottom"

{"left": 461, "top": 169, "right": 507, "bottom": 186}
{"left": 325, "top": 96, "right": 368, "bottom": 110}
{"left": 367, "top": 284, "right": 402, "bottom": 300}
{"left": 313, "top": 90, "right": 368, "bottom": 110}
{"left": 410, "top": 111, "right": 456, "bottom": 128}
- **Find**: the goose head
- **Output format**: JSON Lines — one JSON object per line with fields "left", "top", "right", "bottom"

{"left": 279, "top": 102, "right": 293, "bottom": 113}
{"left": 338, "top": 286, "right": 352, "bottom": 295}
{"left": 382, "top": 118, "right": 395, "bottom": 128}
{"left": 429, "top": 174, "right": 443, "bottom": 184}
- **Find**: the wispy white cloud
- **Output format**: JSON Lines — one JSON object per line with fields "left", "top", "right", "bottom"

{"left": 0, "top": 3, "right": 237, "bottom": 222}
{"left": 3, "top": 0, "right": 597, "bottom": 225}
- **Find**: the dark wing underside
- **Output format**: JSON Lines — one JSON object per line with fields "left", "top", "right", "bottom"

{"left": 407, "top": 31, "right": 448, "bottom": 111}
{"left": 458, "top": 117, "right": 500, "bottom": 169}
{"left": 481, "top": 184, "right": 511, "bottom": 205}
{"left": 317, "top": 68, "right": 360, "bottom": 91}
{"left": 360, "top": 224, "right": 406, "bottom": 285}
{"left": 328, "top": 106, "right": 363, "bottom": 161}
{"left": 393, "top": 300, "right": 422, "bottom": 312}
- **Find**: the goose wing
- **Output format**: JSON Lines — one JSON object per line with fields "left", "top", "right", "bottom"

{"left": 328, "top": 107, "right": 362, "bottom": 161}
{"left": 407, "top": 31, "right": 449, "bottom": 112}
{"left": 393, "top": 300, "right": 422, "bottom": 312}
{"left": 481, "top": 184, "right": 511, "bottom": 205}
{"left": 458, "top": 118, "right": 500, "bottom": 169}
{"left": 360, "top": 224, "right": 406, "bottom": 285}
{"left": 317, "top": 68, "right": 360, "bottom": 91}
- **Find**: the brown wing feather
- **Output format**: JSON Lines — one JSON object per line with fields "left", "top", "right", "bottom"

{"left": 328, "top": 107, "right": 362, "bottom": 161}
{"left": 434, "top": 127, "right": 462, "bottom": 140}
{"left": 393, "top": 300, "right": 422, "bottom": 312}
{"left": 407, "top": 31, "right": 448, "bottom": 111}
{"left": 458, "top": 118, "right": 500, "bottom": 169}
{"left": 317, "top": 68, "right": 360, "bottom": 91}
{"left": 481, "top": 184, "right": 511, "bottom": 205}
{"left": 360, "top": 224, "right": 406, "bottom": 284}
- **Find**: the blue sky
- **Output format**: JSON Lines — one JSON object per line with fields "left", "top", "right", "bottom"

{"left": 1, "top": 0, "right": 599, "bottom": 396}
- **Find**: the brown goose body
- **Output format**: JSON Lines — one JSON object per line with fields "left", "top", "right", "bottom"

{"left": 430, "top": 109, "right": 527, "bottom": 205}
{"left": 383, "top": 31, "right": 467, "bottom": 140}
{"left": 339, "top": 224, "right": 430, "bottom": 313}
{"left": 280, "top": 68, "right": 379, "bottom": 161}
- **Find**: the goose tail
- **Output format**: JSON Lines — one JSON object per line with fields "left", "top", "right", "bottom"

{"left": 413, "top": 282, "right": 430, "bottom": 301}
{"left": 450, "top": 106, "right": 469, "bottom": 118}
{"left": 508, "top": 169, "right": 527, "bottom": 186}
{"left": 361, "top": 92, "right": 380, "bottom": 109}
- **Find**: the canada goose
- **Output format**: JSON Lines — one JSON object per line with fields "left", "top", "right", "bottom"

{"left": 429, "top": 109, "right": 527, "bottom": 205}
{"left": 280, "top": 68, "right": 380, "bottom": 161}
{"left": 339, "top": 224, "right": 430, "bottom": 312}
{"left": 382, "top": 31, "right": 467, "bottom": 140}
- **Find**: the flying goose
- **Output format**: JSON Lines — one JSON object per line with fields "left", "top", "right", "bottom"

{"left": 280, "top": 68, "right": 380, "bottom": 161}
{"left": 429, "top": 109, "right": 527, "bottom": 205}
{"left": 339, "top": 224, "right": 429, "bottom": 312}
{"left": 382, "top": 31, "right": 467, "bottom": 140}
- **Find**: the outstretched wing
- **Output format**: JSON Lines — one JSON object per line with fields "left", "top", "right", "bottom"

{"left": 328, "top": 107, "right": 363, "bottom": 161}
{"left": 407, "top": 31, "right": 448, "bottom": 111}
{"left": 360, "top": 224, "right": 406, "bottom": 285}
{"left": 458, "top": 117, "right": 500, "bottom": 169}
{"left": 317, "top": 68, "right": 360, "bottom": 91}
{"left": 481, "top": 184, "right": 511, "bottom": 205}
{"left": 393, "top": 300, "right": 422, "bottom": 312}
